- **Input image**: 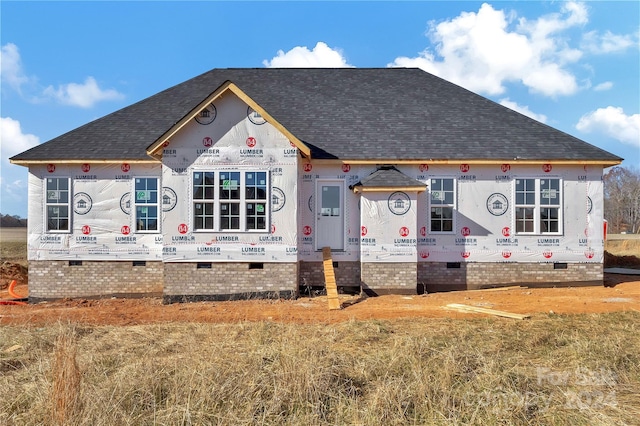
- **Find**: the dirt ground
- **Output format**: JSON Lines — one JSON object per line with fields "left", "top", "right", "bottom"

{"left": 1, "top": 267, "right": 639, "bottom": 326}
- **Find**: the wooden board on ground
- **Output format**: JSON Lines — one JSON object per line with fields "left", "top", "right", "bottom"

{"left": 322, "top": 247, "right": 341, "bottom": 310}
{"left": 445, "top": 303, "right": 530, "bottom": 319}
{"left": 469, "top": 286, "right": 524, "bottom": 292}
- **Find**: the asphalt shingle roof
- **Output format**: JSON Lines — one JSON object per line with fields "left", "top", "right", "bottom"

{"left": 11, "top": 68, "right": 622, "bottom": 163}
{"left": 352, "top": 166, "right": 427, "bottom": 190}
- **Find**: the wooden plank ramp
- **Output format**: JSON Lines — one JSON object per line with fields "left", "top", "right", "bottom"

{"left": 322, "top": 247, "right": 341, "bottom": 310}
{"left": 445, "top": 303, "right": 530, "bottom": 320}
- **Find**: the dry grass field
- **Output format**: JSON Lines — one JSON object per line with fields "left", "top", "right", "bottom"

{"left": 2, "top": 314, "right": 639, "bottom": 425}
{"left": 1, "top": 229, "right": 639, "bottom": 424}
{"left": 606, "top": 236, "right": 640, "bottom": 258}
{"left": 0, "top": 227, "right": 27, "bottom": 266}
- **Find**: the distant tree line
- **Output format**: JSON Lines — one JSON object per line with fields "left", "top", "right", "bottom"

{"left": 604, "top": 166, "right": 640, "bottom": 234}
{"left": 0, "top": 214, "right": 27, "bottom": 227}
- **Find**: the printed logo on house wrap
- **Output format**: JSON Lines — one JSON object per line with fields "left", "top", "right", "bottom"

{"left": 487, "top": 193, "right": 509, "bottom": 216}
{"left": 247, "top": 106, "right": 266, "bottom": 125}
{"left": 120, "top": 193, "right": 131, "bottom": 215}
{"left": 271, "top": 187, "right": 286, "bottom": 212}
{"left": 388, "top": 192, "right": 411, "bottom": 215}
{"left": 195, "top": 103, "right": 216, "bottom": 125}
{"left": 73, "top": 192, "right": 92, "bottom": 215}
{"left": 587, "top": 196, "right": 593, "bottom": 214}
{"left": 162, "top": 187, "right": 178, "bottom": 212}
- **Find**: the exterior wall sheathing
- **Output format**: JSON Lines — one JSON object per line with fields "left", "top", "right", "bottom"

{"left": 28, "top": 260, "right": 163, "bottom": 302}
{"left": 162, "top": 262, "right": 298, "bottom": 303}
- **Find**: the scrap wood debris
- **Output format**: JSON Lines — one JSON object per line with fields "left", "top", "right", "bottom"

{"left": 445, "top": 303, "right": 530, "bottom": 320}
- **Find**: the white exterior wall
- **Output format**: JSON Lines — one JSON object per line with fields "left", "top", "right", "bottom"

{"left": 414, "top": 163, "right": 603, "bottom": 263}
{"left": 27, "top": 163, "right": 163, "bottom": 261}
{"left": 297, "top": 162, "right": 604, "bottom": 265}
{"left": 160, "top": 92, "right": 298, "bottom": 262}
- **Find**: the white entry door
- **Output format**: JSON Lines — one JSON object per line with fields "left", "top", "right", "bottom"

{"left": 315, "top": 180, "right": 344, "bottom": 251}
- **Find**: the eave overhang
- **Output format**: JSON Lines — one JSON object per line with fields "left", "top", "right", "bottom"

{"left": 9, "top": 158, "right": 159, "bottom": 166}
{"left": 343, "top": 159, "right": 623, "bottom": 167}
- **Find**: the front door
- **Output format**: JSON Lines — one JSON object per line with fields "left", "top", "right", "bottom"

{"left": 315, "top": 180, "right": 344, "bottom": 251}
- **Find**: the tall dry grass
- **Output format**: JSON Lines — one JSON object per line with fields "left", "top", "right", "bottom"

{"left": 1, "top": 313, "right": 639, "bottom": 425}
{"left": 50, "top": 326, "right": 81, "bottom": 425}
{"left": 606, "top": 238, "right": 640, "bottom": 257}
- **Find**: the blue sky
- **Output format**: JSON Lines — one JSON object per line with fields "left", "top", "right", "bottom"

{"left": 1, "top": 1, "right": 638, "bottom": 218}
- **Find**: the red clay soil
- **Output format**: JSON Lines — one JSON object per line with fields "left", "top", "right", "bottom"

{"left": 1, "top": 274, "right": 639, "bottom": 326}
{"left": 0, "top": 261, "right": 27, "bottom": 290}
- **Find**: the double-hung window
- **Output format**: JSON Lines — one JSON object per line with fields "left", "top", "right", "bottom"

{"left": 515, "top": 178, "right": 562, "bottom": 234}
{"left": 244, "top": 172, "right": 268, "bottom": 230}
{"left": 194, "top": 172, "right": 216, "bottom": 230}
{"left": 134, "top": 177, "right": 159, "bottom": 232}
{"left": 429, "top": 178, "right": 455, "bottom": 233}
{"left": 193, "top": 170, "right": 268, "bottom": 232}
{"left": 46, "top": 177, "right": 70, "bottom": 232}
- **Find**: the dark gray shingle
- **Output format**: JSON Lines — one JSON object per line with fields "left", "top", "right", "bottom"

{"left": 10, "top": 68, "right": 623, "bottom": 163}
{"left": 352, "top": 166, "right": 427, "bottom": 191}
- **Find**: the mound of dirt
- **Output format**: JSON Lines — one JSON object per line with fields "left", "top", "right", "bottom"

{"left": 605, "top": 251, "right": 640, "bottom": 268}
{"left": 0, "top": 261, "right": 28, "bottom": 290}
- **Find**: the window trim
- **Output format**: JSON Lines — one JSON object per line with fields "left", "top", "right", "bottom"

{"left": 191, "top": 169, "right": 270, "bottom": 233}
{"left": 133, "top": 176, "right": 161, "bottom": 234}
{"left": 45, "top": 176, "right": 71, "bottom": 233}
{"left": 513, "top": 177, "right": 563, "bottom": 235}
{"left": 428, "top": 176, "right": 456, "bottom": 234}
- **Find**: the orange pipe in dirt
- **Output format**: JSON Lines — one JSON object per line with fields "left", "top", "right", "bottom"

{"left": 0, "top": 300, "right": 28, "bottom": 305}
{"left": 8, "top": 280, "right": 26, "bottom": 299}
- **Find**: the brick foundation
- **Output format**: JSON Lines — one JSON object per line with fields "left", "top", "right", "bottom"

{"left": 299, "top": 261, "right": 361, "bottom": 289}
{"left": 28, "top": 260, "right": 163, "bottom": 302}
{"left": 361, "top": 262, "right": 418, "bottom": 295}
{"left": 163, "top": 262, "right": 298, "bottom": 302}
{"left": 419, "top": 262, "right": 603, "bottom": 292}
{"left": 26, "top": 259, "right": 605, "bottom": 302}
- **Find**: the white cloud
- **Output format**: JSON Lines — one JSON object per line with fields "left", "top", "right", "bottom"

{"left": 593, "top": 81, "right": 613, "bottom": 92}
{"left": 0, "top": 117, "right": 38, "bottom": 216}
{"left": 389, "top": 2, "right": 589, "bottom": 97}
{"left": 576, "top": 106, "right": 640, "bottom": 147}
{"left": 0, "top": 43, "right": 30, "bottom": 92}
{"left": 42, "top": 76, "right": 124, "bottom": 108}
{"left": 499, "top": 98, "right": 547, "bottom": 123}
{"left": 0, "top": 116, "right": 40, "bottom": 160}
{"left": 2, "top": 43, "right": 124, "bottom": 108}
{"left": 263, "top": 42, "right": 353, "bottom": 68}
{"left": 582, "top": 30, "right": 638, "bottom": 54}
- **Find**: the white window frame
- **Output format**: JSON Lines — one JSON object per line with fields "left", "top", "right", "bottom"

{"left": 45, "top": 176, "right": 71, "bottom": 233}
{"left": 192, "top": 169, "right": 269, "bottom": 233}
{"left": 428, "top": 177, "right": 456, "bottom": 234}
{"left": 133, "top": 177, "right": 160, "bottom": 233}
{"left": 514, "top": 177, "right": 563, "bottom": 235}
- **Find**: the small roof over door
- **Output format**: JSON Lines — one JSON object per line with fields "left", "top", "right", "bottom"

{"left": 350, "top": 166, "right": 427, "bottom": 193}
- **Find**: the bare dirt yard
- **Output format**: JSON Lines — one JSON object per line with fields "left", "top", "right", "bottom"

{"left": 1, "top": 273, "right": 639, "bottom": 326}
{"left": 1, "top": 230, "right": 639, "bottom": 326}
